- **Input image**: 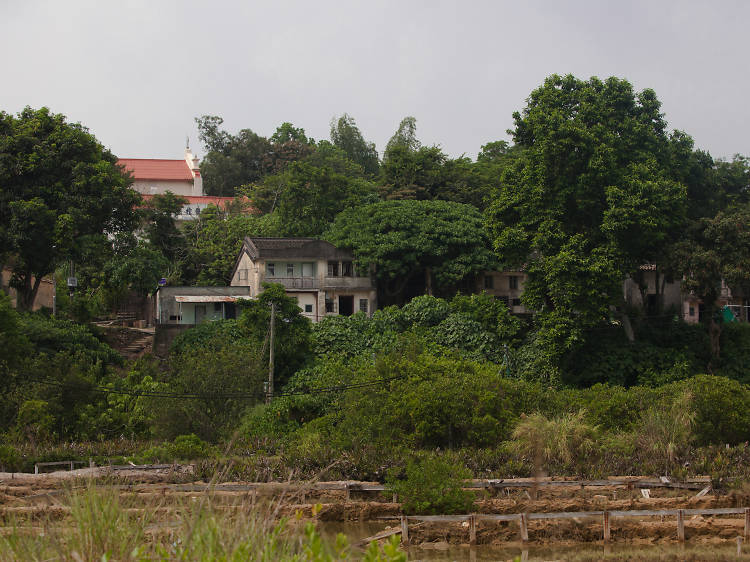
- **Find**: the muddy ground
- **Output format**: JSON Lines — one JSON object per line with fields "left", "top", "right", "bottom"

{"left": 1, "top": 467, "right": 748, "bottom": 547}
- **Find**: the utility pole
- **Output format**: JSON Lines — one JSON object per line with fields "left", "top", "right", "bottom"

{"left": 266, "top": 302, "right": 275, "bottom": 404}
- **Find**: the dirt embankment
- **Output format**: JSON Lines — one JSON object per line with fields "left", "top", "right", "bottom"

{"left": 2, "top": 471, "right": 749, "bottom": 546}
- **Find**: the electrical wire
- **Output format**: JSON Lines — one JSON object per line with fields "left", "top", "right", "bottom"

{"left": 23, "top": 372, "right": 407, "bottom": 401}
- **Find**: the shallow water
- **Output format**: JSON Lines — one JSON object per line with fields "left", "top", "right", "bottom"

{"left": 318, "top": 522, "right": 750, "bottom": 560}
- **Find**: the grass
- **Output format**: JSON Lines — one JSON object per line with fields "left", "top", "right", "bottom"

{"left": 0, "top": 485, "right": 406, "bottom": 561}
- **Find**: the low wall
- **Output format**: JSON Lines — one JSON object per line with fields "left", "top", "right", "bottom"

{"left": 153, "top": 324, "right": 194, "bottom": 357}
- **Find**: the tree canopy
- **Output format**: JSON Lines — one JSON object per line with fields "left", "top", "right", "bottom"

{"left": 326, "top": 199, "right": 496, "bottom": 302}
{"left": 0, "top": 107, "right": 139, "bottom": 310}
{"left": 486, "top": 75, "right": 688, "bottom": 355}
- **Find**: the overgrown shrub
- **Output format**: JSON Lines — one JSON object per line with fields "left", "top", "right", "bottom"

{"left": 386, "top": 456, "right": 474, "bottom": 515}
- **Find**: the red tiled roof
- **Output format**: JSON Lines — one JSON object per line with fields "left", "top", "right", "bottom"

{"left": 118, "top": 159, "right": 194, "bottom": 181}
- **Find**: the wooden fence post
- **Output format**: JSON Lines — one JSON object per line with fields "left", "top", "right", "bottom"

{"left": 745, "top": 507, "right": 749, "bottom": 540}
{"left": 345, "top": 483, "right": 350, "bottom": 502}
{"left": 469, "top": 514, "right": 476, "bottom": 545}
{"left": 519, "top": 513, "right": 529, "bottom": 542}
{"left": 603, "top": 511, "right": 610, "bottom": 542}
{"left": 677, "top": 509, "right": 685, "bottom": 542}
{"left": 400, "top": 516, "right": 409, "bottom": 545}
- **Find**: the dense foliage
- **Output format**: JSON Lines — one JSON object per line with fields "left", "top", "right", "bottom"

{"left": 4, "top": 77, "right": 750, "bottom": 485}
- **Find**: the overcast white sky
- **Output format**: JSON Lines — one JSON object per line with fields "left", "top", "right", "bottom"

{"left": 1, "top": 0, "right": 748, "bottom": 161}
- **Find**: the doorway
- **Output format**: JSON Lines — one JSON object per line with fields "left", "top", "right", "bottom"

{"left": 195, "top": 304, "right": 207, "bottom": 323}
{"left": 338, "top": 295, "right": 354, "bottom": 316}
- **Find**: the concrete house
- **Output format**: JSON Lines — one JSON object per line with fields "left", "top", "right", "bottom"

{"left": 230, "top": 237, "right": 377, "bottom": 322}
{"left": 475, "top": 270, "right": 529, "bottom": 314}
{"left": 118, "top": 146, "right": 235, "bottom": 220}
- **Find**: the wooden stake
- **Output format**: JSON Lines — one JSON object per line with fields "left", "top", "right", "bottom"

{"left": 345, "top": 483, "right": 350, "bottom": 502}
{"left": 603, "top": 511, "right": 610, "bottom": 542}
{"left": 469, "top": 514, "right": 476, "bottom": 545}
{"left": 400, "top": 516, "right": 409, "bottom": 545}
{"left": 519, "top": 513, "right": 529, "bottom": 542}
{"left": 677, "top": 509, "right": 685, "bottom": 542}
{"left": 745, "top": 508, "right": 749, "bottom": 540}
{"left": 738, "top": 536, "right": 743, "bottom": 557}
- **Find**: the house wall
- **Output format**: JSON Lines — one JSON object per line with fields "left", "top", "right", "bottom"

{"left": 623, "top": 271, "right": 683, "bottom": 312}
{"left": 1, "top": 267, "right": 55, "bottom": 311}
{"left": 230, "top": 252, "right": 377, "bottom": 321}
{"left": 131, "top": 179, "right": 194, "bottom": 197}
{"left": 475, "top": 271, "right": 528, "bottom": 314}
{"left": 156, "top": 286, "right": 252, "bottom": 325}
{"left": 230, "top": 252, "right": 260, "bottom": 295}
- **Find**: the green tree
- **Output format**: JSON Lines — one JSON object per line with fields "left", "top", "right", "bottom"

{"left": 327, "top": 200, "right": 496, "bottom": 301}
{"left": 181, "top": 202, "right": 283, "bottom": 285}
{"left": 0, "top": 107, "right": 139, "bottom": 310}
{"left": 275, "top": 161, "right": 377, "bottom": 237}
{"left": 238, "top": 283, "right": 312, "bottom": 389}
{"left": 196, "top": 116, "right": 314, "bottom": 196}
{"left": 487, "top": 75, "right": 687, "bottom": 359}
{"left": 330, "top": 114, "right": 380, "bottom": 176}
{"left": 142, "top": 192, "right": 187, "bottom": 264}
{"left": 670, "top": 206, "right": 750, "bottom": 361}
{"left": 196, "top": 115, "right": 273, "bottom": 196}
{"left": 384, "top": 116, "right": 420, "bottom": 153}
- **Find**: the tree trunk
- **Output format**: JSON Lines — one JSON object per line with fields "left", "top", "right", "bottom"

{"left": 425, "top": 267, "right": 433, "bottom": 296}
{"left": 17, "top": 272, "right": 42, "bottom": 312}
{"left": 621, "top": 311, "right": 635, "bottom": 342}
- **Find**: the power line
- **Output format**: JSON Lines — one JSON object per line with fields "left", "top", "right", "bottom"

{"left": 24, "top": 372, "right": 407, "bottom": 401}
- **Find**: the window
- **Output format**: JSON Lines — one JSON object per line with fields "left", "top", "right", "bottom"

{"left": 689, "top": 306, "right": 695, "bottom": 317}
{"left": 195, "top": 207, "right": 201, "bottom": 215}
{"left": 342, "top": 261, "right": 353, "bottom": 277}
{"left": 267, "top": 263, "right": 275, "bottom": 276}
{"left": 359, "top": 298, "right": 368, "bottom": 313}
{"left": 184, "top": 207, "right": 192, "bottom": 215}
{"left": 305, "top": 304, "right": 313, "bottom": 313}
{"left": 238, "top": 269, "right": 248, "bottom": 280}
{"left": 325, "top": 297, "right": 334, "bottom": 313}
{"left": 214, "top": 303, "right": 222, "bottom": 312}
{"left": 302, "top": 262, "right": 314, "bottom": 277}
{"left": 509, "top": 276, "right": 519, "bottom": 290}
{"left": 484, "top": 275, "right": 494, "bottom": 289}
{"left": 512, "top": 298, "right": 521, "bottom": 307}
{"left": 328, "top": 261, "right": 339, "bottom": 277}
{"left": 287, "top": 263, "right": 295, "bottom": 277}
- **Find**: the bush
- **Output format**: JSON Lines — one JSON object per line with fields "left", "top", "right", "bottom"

{"left": 170, "top": 434, "right": 213, "bottom": 460}
{"left": 386, "top": 456, "right": 474, "bottom": 515}
{"left": 0, "top": 444, "right": 21, "bottom": 472}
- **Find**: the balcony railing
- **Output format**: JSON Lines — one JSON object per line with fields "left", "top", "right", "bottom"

{"left": 268, "top": 277, "right": 319, "bottom": 289}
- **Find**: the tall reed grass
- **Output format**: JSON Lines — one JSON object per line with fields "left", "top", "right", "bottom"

{"left": 0, "top": 485, "right": 405, "bottom": 561}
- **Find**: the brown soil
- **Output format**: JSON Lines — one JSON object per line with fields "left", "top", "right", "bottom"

{"left": 1, "top": 470, "right": 748, "bottom": 546}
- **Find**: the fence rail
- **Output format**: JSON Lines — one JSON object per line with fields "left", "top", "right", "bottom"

{"left": 378, "top": 506, "right": 750, "bottom": 545}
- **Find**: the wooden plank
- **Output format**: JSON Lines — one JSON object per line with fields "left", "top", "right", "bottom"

{"left": 400, "top": 516, "right": 409, "bottom": 546}
{"left": 519, "top": 513, "right": 529, "bottom": 542}
{"left": 693, "top": 486, "right": 711, "bottom": 498}
{"left": 529, "top": 511, "right": 603, "bottom": 521}
{"left": 603, "top": 511, "right": 610, "bottom": 542}
{"left": 358, "top": 526, "right": 402, "bottom": 546}
{"left": 677, "top": 509, "right": 685, "bottom": 542}
{"left": 469, "top": 514, "right": 476, "bottom": 545}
